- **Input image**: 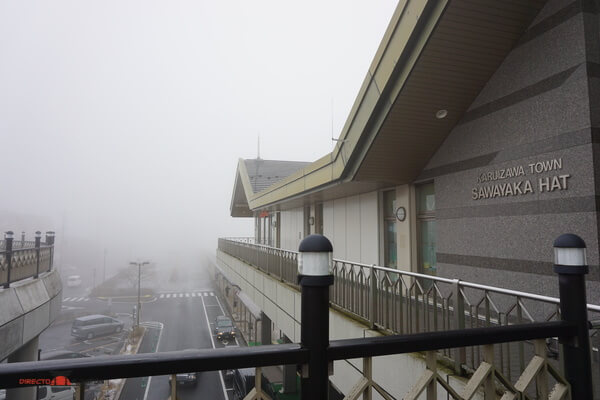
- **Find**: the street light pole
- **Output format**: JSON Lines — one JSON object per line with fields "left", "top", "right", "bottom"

{"left": 130, "top": 261, "right": 149, "bottom": 327}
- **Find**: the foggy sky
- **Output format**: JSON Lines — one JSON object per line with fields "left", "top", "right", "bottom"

{"left": 0, "top": 1, "right": 398, "bottom": 272}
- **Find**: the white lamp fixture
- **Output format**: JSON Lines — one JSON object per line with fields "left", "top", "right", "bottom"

{"left": 435, "top": 109, "right": 448, "bottom": 119}
{"left": 298, "top": 235, "right": 333, "bottom": 276}
{"left": 553, "top": 233, "right": 588, "bottom": 274}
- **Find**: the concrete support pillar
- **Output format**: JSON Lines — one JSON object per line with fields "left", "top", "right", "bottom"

{"left": 7, "top": 336, "right": 39, "bottom": 400}
{"left": 281, "top": 335, "right": 298, "bottom": 394}
{"left": 260, "top": 312, "right": 271, "bottom": 345}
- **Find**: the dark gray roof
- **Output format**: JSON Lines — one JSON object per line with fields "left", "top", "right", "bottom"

{"left": 243, "top": 159, "right": 310, "bottom": 194}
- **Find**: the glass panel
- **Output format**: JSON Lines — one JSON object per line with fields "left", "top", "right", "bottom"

{"left": 420, "top": 220, "right": 436, "bottom": 276}
{"left": 384, "top": 221, "right": 397, "bottom": 268}
{"left": 417, "top": 182, "right": 435, "bottom": 213}
{"left": 383, "top": 190, "right": 397, "bottom": 218}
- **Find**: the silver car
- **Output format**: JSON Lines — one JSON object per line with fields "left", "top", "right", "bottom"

{"left": 71, "top": 314, "right": 124, "bottom": 340}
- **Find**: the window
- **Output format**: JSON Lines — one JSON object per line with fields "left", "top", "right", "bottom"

{"left": 416, "top": 182, "right": 436, "bottom": 276}
{"left": 383, "top": 190, "right": 397, "bottom": 268}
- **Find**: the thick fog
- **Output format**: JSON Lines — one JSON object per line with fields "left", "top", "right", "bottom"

{"left": 0, "top": 1, "right": 397, "bottom": 278}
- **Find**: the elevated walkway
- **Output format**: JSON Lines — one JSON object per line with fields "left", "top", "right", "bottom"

{"left": 216, "top": 238, "right": 600, "bottom": 398}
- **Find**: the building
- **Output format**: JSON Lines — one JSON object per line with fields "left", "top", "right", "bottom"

{"left": 230, "top": 0, "right": 600, "bottom": 304}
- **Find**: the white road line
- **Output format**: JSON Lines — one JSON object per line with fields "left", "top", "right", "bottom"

{"left": 179, "top": 294, "right": 184, "bottom": 298}
{"left": 203, "top": 292, "right": 208, "bottom": 297}
{"left": 201, "top": 296, "right": 229, "bottom": 400}
{"left": 191, "top": 293, "right": 197, "bottom": 297}
{"left": 142, "top": 321, "right": 164, "bottom": 400}
{"left": 214, "top": 295, "right": 240, "bottom": 346}
{"left": 63, "top": 297, "right": 72, "bottom": 301}
{"left": 210, "top": 292, "right": 214, "bottom": 296}
{"left": 185, "top": 293, "right": 190, "bottom": 297}
{"left": 75, "top": 297, "right": 84, "bottom": 302}
{"left": 166, "top": 294, "right": 171, "bottom": 298}
{"left": 159, "top": 294, "right": 165, "bottom": 299}
{"left": 84, "top": 298, "right": 89, "bottom": 302}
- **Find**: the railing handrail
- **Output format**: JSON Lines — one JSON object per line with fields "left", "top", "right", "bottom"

{"left": 0, "top": 321, "right": 575, "bottom": 389}
{"left": 0, "top": 343, "right": 308, "bottom": 388}
{"left": 220, "top": 238, "right": 600, "bottom": 312}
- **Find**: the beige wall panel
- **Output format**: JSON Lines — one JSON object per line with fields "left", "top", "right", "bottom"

{"left": 396, "top": 185, "right": 412, "bottom": 272}
{"left": 323, "top": 201, "right": 335, "bottom": 245}
{"left": 345, "top": 195, "right": 361, "bottom": 262}
{"left": 359, "top": 191, "right": 379, "bottom": 265}
{"left": 333, "top": 199, "right": 347, "bottom": 259}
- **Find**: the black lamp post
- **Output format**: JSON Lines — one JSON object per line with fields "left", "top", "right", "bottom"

{"left": 34, "top": 231, "right": 41, "bottom": 278}
{"left": 553, "top": 233, "right": 593, "bottom": 399}
{"left": 298, "top": 234, "right": 333, "bottom": 400}
{"left": 3, "top": 231, "right": 13, "bottom": 288}
{"left": 130, "top": 261, "right": 149, "bottom": 327}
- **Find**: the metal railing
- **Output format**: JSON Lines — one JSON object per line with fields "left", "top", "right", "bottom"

{"left": 217, "top": 238, "right": 600, "bottom": 380}
{"left": 0, "top": 231, "right": 55, "bottom": 288}
{"left": 0, "top": 254, "right": 591, "bottom": 399}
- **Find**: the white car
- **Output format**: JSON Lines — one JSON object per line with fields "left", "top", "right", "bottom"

{"left": 66, "top": 275, "right": 82, "bottom": 288}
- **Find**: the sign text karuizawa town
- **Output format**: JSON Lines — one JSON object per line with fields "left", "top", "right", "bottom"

{"left": 472, "top": 158, "right": 570, "bottom": 200}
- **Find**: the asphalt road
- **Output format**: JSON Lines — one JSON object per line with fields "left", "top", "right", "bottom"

{"left": 39, "top": 265, "right": 236, "bottom": 400}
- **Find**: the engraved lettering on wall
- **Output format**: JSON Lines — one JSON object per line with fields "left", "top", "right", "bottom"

{"left": 471, "top": 158, "right": 570, "bottom": 200}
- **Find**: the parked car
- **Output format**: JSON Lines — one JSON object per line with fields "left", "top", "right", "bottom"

{"left": 71, "top": 315, "right": 124, "bottom": 340}
{"left": 66, "top": 275, "right": 82, "bottom": 287}
{"left": 37, "top": 386, "right": 75, "bottom": 400}
{"left": 169, "top": 349, "right": 199, "bottom": 387}
{"left": 169, "top": 372, "right": 198, "bottom": 387}
{"left": 214, "top": 315, "right": 235, "bottom": 341}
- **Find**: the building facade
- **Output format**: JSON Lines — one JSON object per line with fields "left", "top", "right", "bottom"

{"left": 230, "top": 0, "right": 600, "bottom": 303}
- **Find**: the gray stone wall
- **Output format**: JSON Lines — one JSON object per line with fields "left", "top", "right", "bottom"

{"left": 417, "top": 0, "right": 600, "bottom": 303}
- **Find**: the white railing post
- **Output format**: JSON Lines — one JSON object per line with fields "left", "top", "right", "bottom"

{"left": 452, "top": 279, "right": 465, "bottom": 374}
{"left": 369, "top": 265, "right": 377, "bottom": 329}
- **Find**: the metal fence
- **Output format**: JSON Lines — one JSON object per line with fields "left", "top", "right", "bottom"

{"left": 217, "top": 237, "right": 600, "bottom": 381}
{"left": 0, "top": 232, "right": 55, "bottom": 288}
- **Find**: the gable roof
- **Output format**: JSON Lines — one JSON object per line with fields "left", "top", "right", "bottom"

{"left": 231, "top": 0, "right": 547, "bottom": 216}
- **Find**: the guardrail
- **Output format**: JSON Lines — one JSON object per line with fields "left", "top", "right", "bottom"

{"left": 0, "top": 231, "right": 56, "bottom": 288}
{"left": 217, "top": 237, "right": 600, "bottom": 381}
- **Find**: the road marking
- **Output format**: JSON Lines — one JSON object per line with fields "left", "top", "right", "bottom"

{"left": 63, "top": 297, "right": 72, "bottom": 301}
{"left": 192, "top": 293, "right": 197, "bottom": 297}
{"left": 210, "top": 292, "right": 214, "bottom": 296}
{"left": 159, "top": 294, "right": 165, "bottom": 299}
{"left": 185, "top": 293, "right": 190, "bottom": 297}
{"left": 166, "top": 294, "right": 171, "bottom": 298}
{"left": 84, "top": 298, "right": 90, "bottom": 302}
{"left": 179, "top": 294, "right": 184, "bottom": 298}
{"left": 142, "top": 321, "right": 164, "bottom": 400}
{"left": 203, "top": 292, "right": 208, "bottom": 297}
{"left": 201, "top": 296, "right": 229, "bottom": 400}
{"left": 75, "top": 297, "right": 85, "bottom": 302}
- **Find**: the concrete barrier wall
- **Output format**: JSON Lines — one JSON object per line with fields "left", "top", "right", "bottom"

{"left": 216, "top": 250, "right": 480, "bottom": 399}
{"left": 0, "top": 270, "right": 62, "bottom": 361}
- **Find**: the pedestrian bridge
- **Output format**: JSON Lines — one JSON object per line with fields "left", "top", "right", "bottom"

{"left": 0, "top": 232, "right": 61, "bottom": 365}
{"left": 215, "top": 237, "right": 600, "bottom": 399}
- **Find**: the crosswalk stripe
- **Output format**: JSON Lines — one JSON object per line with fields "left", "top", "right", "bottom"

{"left": 191, "top": 293, "right": 196, "bottom": 297}
{"left": 160, "top": 294, "right": 165, "bottom": 299}
{"left": 75, "top": 297, "right": 84, "bottom": 302}
{"left": 63, "top": 297, "right": 72, "bottom": 301}
{"left": 185, "top": 293, "right": 190, "bottom": 297}
{"left": 167, "top": 294, "right": 171, "bottom": 298}
{"left": 84, "top": 298, "right": 89, "bottom": 302}
{"left": 203, "top": 292, "right": 208, "bottom": 297}
{"left": 179, "top": 294, "right": 184, "bottom": 298}
{"left": 210, "top": 292, "right": 214, "bottom": 296}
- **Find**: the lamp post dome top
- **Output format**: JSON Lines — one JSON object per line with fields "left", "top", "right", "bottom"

{"left": 299, "top": 234, "right": 333, "bottom": 253}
